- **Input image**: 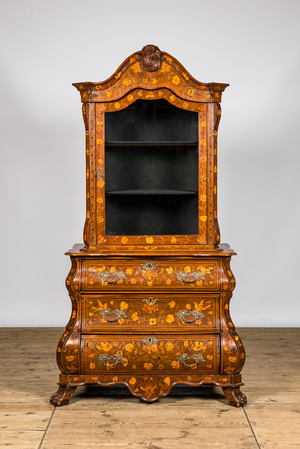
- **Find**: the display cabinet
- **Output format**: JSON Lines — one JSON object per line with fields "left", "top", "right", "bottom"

{"left": 50, "top": 45, "right": 247, "bottom": 407}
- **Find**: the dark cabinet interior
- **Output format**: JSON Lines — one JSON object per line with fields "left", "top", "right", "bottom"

{"left": 105, "top": 99, "right": 199, "bottom": 236}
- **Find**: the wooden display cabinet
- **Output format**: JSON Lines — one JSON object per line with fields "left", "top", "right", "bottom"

{"left": 50, "top": 45, "right": 246, "bottom": 407}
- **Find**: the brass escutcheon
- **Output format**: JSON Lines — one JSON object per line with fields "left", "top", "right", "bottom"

{"left": 142, "top": 336, "right": 158, "bottom": 346}
{"left": 140, "top": 262, "right": 158, "bottom": 271}
{"left": 143, "top": 297, "right": 159, "bottom": 306}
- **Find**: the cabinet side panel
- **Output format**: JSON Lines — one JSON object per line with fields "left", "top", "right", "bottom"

{"left": 82, "top": 104, "right": 89, "bottom": 245}
{"left": 213, "top": 103, "right": 221, "bottom": 244}
{"left": 220, "top": 258, "right": 246, "bottom": 376}
{"left": 95, "top": 106, "right": 105, "bottom": 243}
{"left": 56, "top": 258, "right": 81, "bottom": 375}
{"left": 198, "top": 105, "right": 208, "bottom": 244}
{"left": 207, "top": 103, "right": 220, "bottom": 246}
{"left": 84, "top": 103, "right": 96, "bottom": 245}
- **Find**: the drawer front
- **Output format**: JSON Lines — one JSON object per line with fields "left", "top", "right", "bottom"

{"left": 81, "top": 334, "right": 220, "bottom": 375}
{"left": 82, "top": 294, "right": 219, "bottom": 332}
{"left": 82, "top": 259, "right": 220, "bottom": 291}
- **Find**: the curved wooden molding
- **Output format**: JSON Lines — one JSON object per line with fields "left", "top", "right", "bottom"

{"left": 54, "top": 373, "right": 245, "bottom": 406}
{"left": 73, "top": 44, "right": 229, "bottom": 104}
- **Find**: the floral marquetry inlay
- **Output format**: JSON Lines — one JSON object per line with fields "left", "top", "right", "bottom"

{"left": 51, "top": 46, "right": 246, "bottom": 409}
{"left": 82, "top": 294, "right": 219, "bottom": 331}
{"left": 81, "top": 335, "right": 219, "bottom": 375}
{"left": 73, "top": 45, "right": 228, "bottom": 105}
{"left": 82, "top": 260, "right": 219, "bottom": 290}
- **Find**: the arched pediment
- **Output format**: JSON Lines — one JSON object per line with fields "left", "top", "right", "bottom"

{"left": 73, "top": 45, "right": 229, "bottom": 104}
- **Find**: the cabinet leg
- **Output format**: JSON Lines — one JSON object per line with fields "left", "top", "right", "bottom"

{"left": 50, "top": 385, "right": 77, "bottom": 406}
{"left": 222, "top": 386, "right": 247, "bottom": 407}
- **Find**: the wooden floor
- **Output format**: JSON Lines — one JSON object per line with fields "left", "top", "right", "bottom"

{"left": 0, "top": 328, "right": 299, "bottom": 448}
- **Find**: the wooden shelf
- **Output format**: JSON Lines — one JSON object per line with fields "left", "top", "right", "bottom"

{"left": 105, "top": 141, "right": 198, "bottom": 147}
{"left": 106, "top": 189, "right": 198, "bottom": 196}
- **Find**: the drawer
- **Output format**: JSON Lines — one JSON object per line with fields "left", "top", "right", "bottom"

{"left": 82, "top": 294, "right": 220, "bottom": 332}
{"left": 81, "top": 334, "right": 220, "bottom": 375}
{"left": 82, "top": 259, "right": 220, "bottom": 291}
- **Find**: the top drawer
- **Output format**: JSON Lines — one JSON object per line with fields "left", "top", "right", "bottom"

{"left": 82, "top": 259, "right": 220, "bottom": 291}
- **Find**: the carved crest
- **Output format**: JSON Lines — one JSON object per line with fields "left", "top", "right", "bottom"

{"left": 141, "top": 45, "right": 161, "bottom": 72}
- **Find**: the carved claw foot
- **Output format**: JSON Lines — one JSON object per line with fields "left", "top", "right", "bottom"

{"left": 50, "top": 385, "right": 77, "bottom": 406}
{"left": 222, "top": 386, "right": 247, "bottom": 407}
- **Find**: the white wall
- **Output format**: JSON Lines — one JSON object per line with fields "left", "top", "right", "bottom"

{"left": 1, "top": 0, "right": 299, "bottom": 326}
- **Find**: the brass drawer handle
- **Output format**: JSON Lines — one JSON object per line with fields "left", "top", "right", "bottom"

{"left": 98, "top": 308, "right": 128, "bottom": 322}
{"left": 177, "top": 271, "right": 205, "bottom": 283}
{"left": 176, "top": 309, "right": 204, "bottom": 323}
{"left": 143, "top": 297, "right": 159, "bottom": 306}
{"left": 97, "top": 353, "right": 126, "bottom": 367}
{"left": 177, "top": 353, "right": 205, "bottom": 368}
{"left": 97, "top": 270, "right": 127, "bottom": 283}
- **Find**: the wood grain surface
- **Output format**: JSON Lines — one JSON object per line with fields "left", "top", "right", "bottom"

{"left": 1, "top": 328, "right": 299, "bottom": 448}
{"left": 51, "top": 45, "right": 247, "bottom": 407}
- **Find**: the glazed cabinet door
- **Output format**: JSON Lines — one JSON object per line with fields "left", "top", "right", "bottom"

{"left": 104, "top": 99, "right": 199, "bottom": 237}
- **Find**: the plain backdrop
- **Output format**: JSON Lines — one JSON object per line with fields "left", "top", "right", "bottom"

{"left": 1, "top": 0, "right": 299, "bottom": 327}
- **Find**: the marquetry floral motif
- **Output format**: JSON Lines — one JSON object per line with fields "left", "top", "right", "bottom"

{"left": 166, "top": 315, "right": 175, "bottom": 324}
{"left": 142, "top": 300, "right": 159, "bottom": 315}
{"left": 84, "top": 262, "right": 217, "bottom": 289}
{"left": 82, "top": 336, "right": 218, "bottom": 374}
{"left": 58, "top": 333, "right": 80, "bottom": 375}
{"left": 83, "top": 296, "right": 217, "bottom": 330}
{"left": 144, "top": 363, "right": 154, "bottom": 370}
{"left": 149, "top": 318, "right": 157, "bottom": 326}
{"left": 125, "top": 343, "right": 134, "bottom": 352}
{"left": 90, "top": 301, "right": 211, "bottom": 325}
{"left": 95, "top": 108, "right": 105, "bottom": 239}
{"left": 60, "top": 372, "right": 242, "bottom": 404}
{"left": 131, "top": 312, "right": 139, "bottom": 321}
{"left": 172, "top": 75, "right": 180, "bottom": 85}
{"left": 165, "top": 343, "right": 174, "bottom": 351}
{"left": 222, "top": 332, "right": 245, "bottom": 375}
{"left": 164, "top": 376, "right": 171, "bottom": 385}
{"left": 142, "top": 339, "right": 159, "bottom": 354}
{"left": 84, "top": 51, "right": 220, "bottom": 107}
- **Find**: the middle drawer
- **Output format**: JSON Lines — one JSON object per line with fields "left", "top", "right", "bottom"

{"left": 81, "top": 293, "right": 220, "bottom": 332}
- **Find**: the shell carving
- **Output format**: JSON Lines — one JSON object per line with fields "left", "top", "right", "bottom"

{"left": 141, "top": 45, "right": 161, "bottom": 72}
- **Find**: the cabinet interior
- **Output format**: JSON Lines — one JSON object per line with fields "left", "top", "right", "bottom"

{"left": 105, "top": 99, "right": 199, "bottom": 236}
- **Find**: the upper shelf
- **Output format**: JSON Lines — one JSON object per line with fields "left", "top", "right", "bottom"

{"left": 105, "top": 141, "right": 198, "bottom": 147}
{"left": 106, "top": 189, "right": 198, "bottom": 196}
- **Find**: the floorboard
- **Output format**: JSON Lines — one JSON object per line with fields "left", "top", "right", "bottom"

{"left": 0, "top": 327, "right": 299, "bottom": 448}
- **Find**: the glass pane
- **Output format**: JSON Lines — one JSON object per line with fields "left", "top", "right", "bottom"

{"left": 105, "top": 99, "right": 198, "bottom": 236}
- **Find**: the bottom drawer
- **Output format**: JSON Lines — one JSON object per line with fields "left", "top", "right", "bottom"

{"left": 81, "top": 334, "right": 220, "bottom": 375}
